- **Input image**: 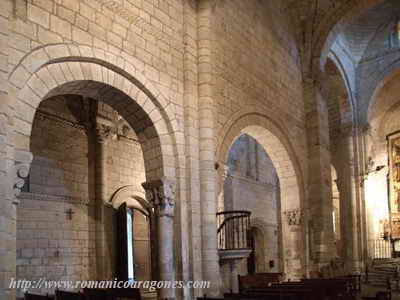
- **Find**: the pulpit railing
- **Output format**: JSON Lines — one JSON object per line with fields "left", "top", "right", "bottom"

{"left": 217, "top": 210, "right": 251, "bottom": 250}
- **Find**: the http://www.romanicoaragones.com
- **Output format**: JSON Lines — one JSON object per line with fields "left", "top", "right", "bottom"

{"left": 9, "top": 278, "right": 211, "bottom": 291}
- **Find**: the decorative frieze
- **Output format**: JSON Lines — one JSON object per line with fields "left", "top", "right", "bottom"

{"left": 142, "top": 178, "right": 175, "bottom": 218}
{"left": 35, "top": 110, "right": 86, "bottom": 131}
{"left": 284, "top": 209, "right": 302, "bottom": 226}
{"left": 13, "top": 150, "right": 33, "bottom": 202}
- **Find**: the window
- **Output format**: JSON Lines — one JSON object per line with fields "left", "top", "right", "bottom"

{"left": 117, "top": 203, "right": 152, "bottom": 282}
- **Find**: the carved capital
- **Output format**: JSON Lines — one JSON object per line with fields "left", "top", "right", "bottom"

{"left": 96, "top": 123, "right": 114, "bottom": 143}
{"left": 95, "top": 116, "right": 118, "bottom": 143}
{"left": 14, "top": 150, "right": 33, "bottom": 202}
{"left": 142, "top": 178, "right": 175, "bottom": 218}
{"left": 284, "top": 209, "right": 302, "bottom": 226}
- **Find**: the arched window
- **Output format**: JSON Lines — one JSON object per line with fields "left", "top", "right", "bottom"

{"left": 117, "top": 202, "right": 153, "bottom": 283}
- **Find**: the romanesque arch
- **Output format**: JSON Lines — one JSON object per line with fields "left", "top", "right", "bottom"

{"left": 9, "top": 44, "right": 181, "bottom": 299}
{"left": 9, "top": 44, "right": 179, "bottom": 181}
{"left": 216, "top": 111, "right": 306, "bottom": 279}
{"left": 315, "top": 0, "right": 385, "bottom": 77}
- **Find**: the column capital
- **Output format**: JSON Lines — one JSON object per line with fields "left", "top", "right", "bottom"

{"left": 283, "top": 208, "right": 302, "bottom": 226}
{"left": 13, "top": 149, "right": 33, "bottom": 203}
{"left": 142, "top": 178, "right": 176, "bottom": 217}
{"left": 95, "top": 123, "right": 114, "bottom": 143}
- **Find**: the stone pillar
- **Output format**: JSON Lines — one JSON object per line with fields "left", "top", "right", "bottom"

{"left": 335, "top": 126, "right": 361, "bottom": 273}
{"left": 198, "top": 0, "right": 222, "bottom": 295}
{"left": 228, "top": 261, "right": 240, "bottom": 293}
{"left": 216, "top": 163, "right": 229, "bottom": 213}
{"left": 282, "top": 209, "right": 304, "bottom": 280}
{"left": 2, "top": 150, "right": 32, "bottom": 299}
{"left": 182, "top": 1, "right": 202, "bottom": 299}
{"left": 142, "top": 178, "right": 176, "bottom": 300}
{"left": 1, "top": 1, "right": 16, "bottom": 299}
{"left": 304, "top": 79, "right": 335, "bottom": 272}
{"left": 93, "top": 122, "right": 113, "bottom": 280}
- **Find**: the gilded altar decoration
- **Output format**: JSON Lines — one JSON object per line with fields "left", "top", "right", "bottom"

{"left": 389, "top": 133, "right": 400, "bottom": 214}
{"left": 392, "top": 213, "right": 400, "bottom": 239}
{"left": 393, "top": 141, "right": 400, "bottom": 209}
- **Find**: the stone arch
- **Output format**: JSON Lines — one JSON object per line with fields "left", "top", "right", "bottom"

{"left": 368, "top": 68, "right": 400, "bottom": 129}
{"left": 360, "top": 59, "right": 400, "bottom": 124}
{"left": 323, "top": 56, "right": 355, "bottom": 141}
{"left": 326, "top": 52, "right": 355, "bottom": 122}
{"left": 9, "top": 44, "right": 173, "bottom": 112}
{"left": 216, "top": 111, "right": 305, "bottom": 278}
{"left": 327, "top": 52, "right": 353, "bottom": 105}
{"left": 217, "top": 112, "right": 304, "bottom": 211}
{"left": 313, "top": 0, "right": 385, "bottom": 77}
{"left": 109, "top": 185, "right": 151, "bottom": 211}
{"left": 11, "top": 56, "right": 177, "bottom": 180}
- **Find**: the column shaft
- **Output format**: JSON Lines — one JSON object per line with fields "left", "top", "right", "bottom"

{"left": 143, "top": 179, "right": 176, "bottom": 300}
{"left": 197, "top": 0, "right": 221, "bottom": 295}
{"left": 304, "top": 80, "right": 335, "bottom": 271}
{"left": 336, "top": 128, "right": 361, "bottom": 273}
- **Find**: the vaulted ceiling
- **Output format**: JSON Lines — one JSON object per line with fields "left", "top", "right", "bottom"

{"left": 280, "top": 0, "right": 397, "bottom": 72}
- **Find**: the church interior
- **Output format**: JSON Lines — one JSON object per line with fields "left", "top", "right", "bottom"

{"left": 3, "top": 0, "right": 400, "bottom": 299}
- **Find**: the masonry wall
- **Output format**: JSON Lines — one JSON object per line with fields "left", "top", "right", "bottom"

{"left": 7, "top": 2, "right": 187, "bottom": 294}
{"left": 16, "top": 98, "right": 146, "bottom": 295}
{"left": 4, "top": 0, "right": 311, "bottom": 297}
{"left": 16, "top": 97, "right": 92, "bottom": 296}
{"left": 225, "top": 135, "right": 281, "bottom": 274}
{"left": 211, "top": 0, "right": 307, "bottom": 179}
{"left": 8, "top": 0, "right": 186, "bottom": 110}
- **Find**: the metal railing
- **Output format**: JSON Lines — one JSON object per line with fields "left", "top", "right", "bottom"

{"left": 217, "top": 210, "right": 251, "bottom": 250}
{"left": 368, "top": 239, "right": 392, "bottom": 259}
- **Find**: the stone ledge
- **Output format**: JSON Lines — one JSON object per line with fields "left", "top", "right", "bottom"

{"left": 18, "top": 192, "right": 91, "bottom": 205}
{"left": 218, "top": 249, "right": 252, "bottom": 262}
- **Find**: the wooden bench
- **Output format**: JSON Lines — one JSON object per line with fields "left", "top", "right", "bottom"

{"left": 376, "top": 291, "right": 391, "bottom": 300}
{"left": 25, "top": 293, "right": 54, "bottom": 300}
{"left": 82, "top": 288, "right": 110, "bottom": 300}
{"left": 248, "top": 277, "right": 356, "bottom": 300}
{"left": 238, "top": 273, "right": 283, "bottom": 293}
{"left": 55, "top": 290, "right": 84, "bottom": 300}
{"left": 301, "top": 278, "right": 353, "bottom": 299}
{"left": 107, "top": 287, "right": 141, "bottom": 300}
{"left": 225, "top": 292, "right": 300, "bottom": 300}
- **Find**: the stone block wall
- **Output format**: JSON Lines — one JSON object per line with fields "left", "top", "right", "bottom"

{"left": 0, "top": 0, "right": 313, "bottom": 298}
{"left": 16, "top": 97, "right": 92, "bottom": 297}
{"left": 211, "top": 0, "right": 307, "bottom": 182}
{"left": 225, "top": 134, "right": 281, "bottom": 274}
{"left": 16, "top": 97, "right": 147, "bottom": 295}
{"left": 0, "top": 1, "right": 16, "bottom": 299}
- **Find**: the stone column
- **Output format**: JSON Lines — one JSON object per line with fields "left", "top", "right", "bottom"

{"left": 282, "top": 209, "right": 303, "bottom": 280}
{"left": 216, "top": 163, "right": 229, "bottom": 213}
{"left": 93, "top": 122, "right": 113, "bottom": 280}
{"left": 3, "top": 150, "right": 32, "bottom": 299}
{"left": 304, "top": 79, "right": 335, "bottom": 272}
{"left": 182, "top": 1, "right": 202, "bottom": 299}
{"left": 198, "top": 0, "right": 221, "bottom": 296}
{"left": 142, "top": 178, "right": 176, "bottom": 300}
{"left": 228, "top": 261, "right": 240, "bottom": 293}
{"left": 335, "top": 126, "right": 361, "bottom": 273}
